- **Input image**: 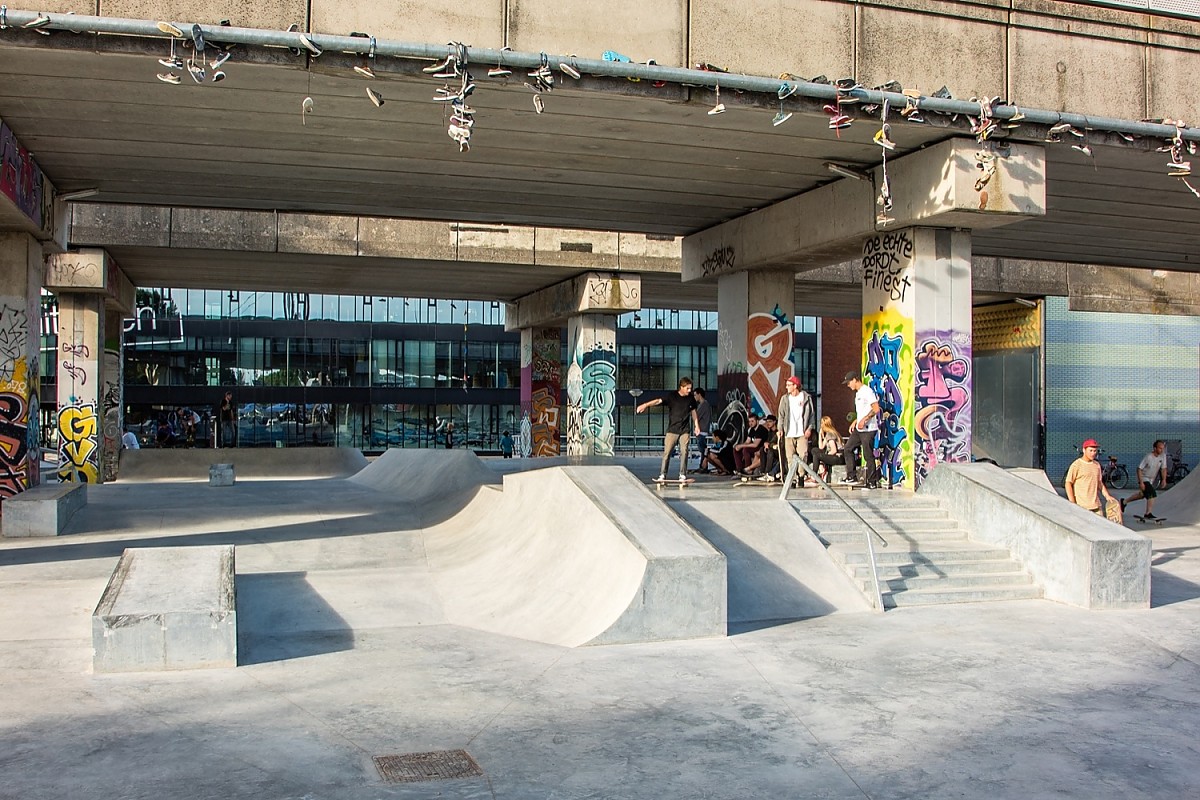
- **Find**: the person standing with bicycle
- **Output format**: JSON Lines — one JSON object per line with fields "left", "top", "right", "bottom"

{"left": 1121, "top": 439, "right": 1169, "bottom": 520}
{"left": 1065, "top": 438, "right": 1116, "bottom": 516}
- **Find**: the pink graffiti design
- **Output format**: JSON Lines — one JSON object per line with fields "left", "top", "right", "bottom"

{"left": 0, "top": 391, "right": 30, "bottom": 498}
{"left": 57, "top": 403, "right": 100, "bottom": 483}
{"left": 746, "top": 308, "right": 794, "bottom": 418}
{"left": 913, "top": 336, "right": 972, "bottom": 480}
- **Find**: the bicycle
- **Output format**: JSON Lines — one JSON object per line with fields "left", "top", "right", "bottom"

{"left": 1102, "top": 454, "right": 1129, "bottom": 490}
{"left": 1167, "top": 459, "right": 1190, "bottom": 485}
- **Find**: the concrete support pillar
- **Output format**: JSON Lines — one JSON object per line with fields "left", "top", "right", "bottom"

{"left": 102, "top": 308, "right": 124, "bottom": 482}
{"left": 565, "top": 314, "right": 617, "bottom": 456}
{"left": 0, "top": 233, "right": 45, "bottom": 505}
{"left": 860, "top": 227, "right": 972, "bottom": 489}
{"left": 55, "top": 292, "right": 106, "bottom": 483}
{"left": 715, "top": 270, "right": 796, "bottom": 438}
{"left": 519, "top": 327, "right": 562, "bottom": 458}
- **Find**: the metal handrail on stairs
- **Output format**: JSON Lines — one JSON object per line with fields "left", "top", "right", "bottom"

{"left": 779, "top": 458, "right": 888, "bottom": 612}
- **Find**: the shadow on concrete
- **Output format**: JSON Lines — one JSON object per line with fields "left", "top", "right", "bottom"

{"left": 236, "top": 571, "right": 355, "bottom": 666}
{"left": 1150, "top": 545, "right": 1200, "bottom": 607}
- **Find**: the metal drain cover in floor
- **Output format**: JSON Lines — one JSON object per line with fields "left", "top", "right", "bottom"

{"left": 373, "top": 750, "right": 484, "bottom": 783}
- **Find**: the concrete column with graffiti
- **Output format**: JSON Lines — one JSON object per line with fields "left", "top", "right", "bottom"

{"left": 715, "top": 269, "right": 796, "bottom": 443}
{"left": 566, "top": 314, "right": 617, "bottom": 456}
{"left": 860, "top": 227, "right": 972, "bottom": 489}
{"left": 45, "top": 249, "right": 135, "bottom": 483}
{"left": 519, "top": 326, "right": 562, "bottom": 458}
{"left": 0, "top": 233, "right": 45, "bottom": 507}
{"left": 55, "top": 292, "right": 105, "bottom": 482}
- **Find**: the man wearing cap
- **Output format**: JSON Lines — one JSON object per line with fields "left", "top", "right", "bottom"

{"left": 777, "top": 375, "right": 815, "bottom": 486}
{"left": 1065, "top": 438, "right": 1116, "bottom": 515}
{"left": 842, "top": 372, "right": 881, "bottom": 489}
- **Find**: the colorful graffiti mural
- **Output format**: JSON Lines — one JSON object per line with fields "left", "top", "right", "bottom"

{"left": 861, "top": 231, "right": 916, "bottom": 488}
{"left": 523, "top": 327, "right": 561, "bottom": 457}
{"left": 57, "top": 403, "right": 100, "bottom": 483}
{"left": 913, "top": 334, "right": 973, "bottom": 482}
{"left": 0, "top": 122, "right": 46, "bottom": 230}
{"left": 715, "top": 370, "right": 751, "bottom": 445}
{"left": 566, "top": 344, "right": 617, "bottom": 456}
{"left": 101, "top": 348, "right": 121, "bottom": 482}
{"left": 0, "top": 391, "right": 30, "bottom": 499}
{"left": 746, "top": 306, "right": 794, "bottom": 418}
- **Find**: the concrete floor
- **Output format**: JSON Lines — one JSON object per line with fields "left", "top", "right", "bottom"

{"left": 1, "top": 457, "right": 1198, "bottom": 800}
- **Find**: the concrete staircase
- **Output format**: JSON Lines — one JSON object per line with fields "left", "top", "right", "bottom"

{"left": 791, "top": 492, "right": 1043, "bottom": 609}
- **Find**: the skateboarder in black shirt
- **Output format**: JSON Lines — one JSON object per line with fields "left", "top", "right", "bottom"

{"left": 637, "top": 377, "right": 700, "bottom": 482}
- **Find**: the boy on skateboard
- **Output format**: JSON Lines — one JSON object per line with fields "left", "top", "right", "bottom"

{"left": 637, "top": 377, "right": 700, "bottom": 483}
{"left": 1121, "top": 439, "right": 1169, "bottom": 521}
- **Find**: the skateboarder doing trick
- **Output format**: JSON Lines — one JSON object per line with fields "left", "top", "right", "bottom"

{"left": 637, "top": 377, "right": 700, "bottom": 482}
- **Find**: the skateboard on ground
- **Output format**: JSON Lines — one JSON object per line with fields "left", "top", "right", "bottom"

{"left": 1134, "top": 515, "right": 1165, "bottom": 526}
{"left": 654, "top": 477, "right": 695, "bottom": 486}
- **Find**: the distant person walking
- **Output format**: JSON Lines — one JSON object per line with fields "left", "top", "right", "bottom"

{"left": 217, "top": 391, "right": 237, "bottom": 448}
{"left": 841, "top": 372, "right": 881, "bottom": 489}
{"left": 776, "top": 375, "right": 815, "bottom": 486}
{"left": 637, "top": 377, "right": 700, "bottom": 482}
{"left": 693, "top": 387, "right": 713, "bottom": 471}
{"left": 1065, "top": 438, "right": 1116, "bottom": 515}
{"left": 1122, "top": 439, "right": 1169, "bottom": 519}
{"left": 500, "top": 430, "right": 514, "bottom": 458}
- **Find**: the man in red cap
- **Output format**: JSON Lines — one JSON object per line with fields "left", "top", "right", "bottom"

{"left": 777, "top": 374, "right": 814, "bottom": 486}
{"left": 1065, "top": 438, "right": 1116, "bottom": 515}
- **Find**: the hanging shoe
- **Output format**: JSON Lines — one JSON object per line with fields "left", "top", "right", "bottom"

{"left": 533, "top": 94, "right": 545, "bottom": 114}
{"left": 297, "top": 32, "right": 321, "bottom": 56}
{"left": 186, "top": 59, "right": 205, "bottom": 84}
{"left": 874, "top": 124, "right": 896, "bottom": 151}
{"left": 366, "top": 87, "right": 384, "bottom": 107}
{"left": 424, "top": 55, "right": 455, "bottom": 74}
{"left": 157, "top": 21, "right": 184, "bottom": 37}
{"left": 772, "top": 109, "right": 792, "bottom": 127}
{"left": 301, "top": 96, "right": 313, "bottom": 125}
{"left": 559, "top": 61, "right": 581, "bottom": 79}
{"left": 354, "top": 65, "right": 375, "bottom": 78}
{"left": 191, "top": 23, "right": 206, "bottom": 53}
{"left": 157, "top": 72, "right": 182, "bottom": 85}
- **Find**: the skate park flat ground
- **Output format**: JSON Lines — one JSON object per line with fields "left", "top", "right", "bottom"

{"left": 2, "top": 453, "right": 1200, "bottom": 799}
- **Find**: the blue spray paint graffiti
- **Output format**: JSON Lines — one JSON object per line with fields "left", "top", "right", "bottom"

{"left": 865, "top": 330, "right": 909, "bottom": 486}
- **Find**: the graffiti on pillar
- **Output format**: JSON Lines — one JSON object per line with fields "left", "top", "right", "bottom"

{"left": 0, "top": 392, "right": 30, "bottom": 499}
{"left": 746, "top": 306, "right": 794, "bottom": 418}
{"left": 101, "top": 349, "right": 122, "bottom": 482}
{"left": 530, "top": 388, "right": 560, "bottom": 456}
{"left": 517, "top": 410, "right": 532, "bottom": 458}
{"left": 0, "top": 123, "right": 46, "bottom": 229}
{"left": 865, "top": 330, "right": 911, "bottom": 486}
{"left": 57, "top": 403, "right": 100, "bottom": 483}
{"left": 913, "top": 335, "right": 972, "bottom": 482}
{"left": 862, "top": 231, "right": 914, "bottom": 302}
{"left": 700, "top": 245, "right": 736, "bottom": 277}
{"left": 567, "top": 344, "right": 617, "bottom": 456}
{"left": 0, "top": 303, "right": 28, "bottom": 385}
{"left": 715, "top": 371, "right": 750, "bottom": 445}
{"left": 529, "top": 328, "right": 561, "bottom": 457}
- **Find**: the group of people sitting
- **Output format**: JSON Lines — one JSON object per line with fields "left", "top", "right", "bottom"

{"left": 154, "top": 406, "right": 205, "bottom": 448}
{"left": 699, "top": 413, "right": 846, "bottom": 484}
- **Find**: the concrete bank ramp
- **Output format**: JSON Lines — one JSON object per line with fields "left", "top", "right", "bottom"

{"left": 423, "top": 466, "right": 726, "bottom": 647}
{"left": 117, "top": 447, "right": 368, "bottom": 482}
{"left": 668, "top": 499, "right": 873, "bottom": 626}
{"left": 348, "top": 448, "right": 497, "bottom": 504}
{"left": 1149, "top": 466, "right": 1200, "bottom": 524}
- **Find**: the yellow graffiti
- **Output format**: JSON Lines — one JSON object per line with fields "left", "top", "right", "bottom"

{"left": 57, "top": 403, "right": 100, "bottom": 483}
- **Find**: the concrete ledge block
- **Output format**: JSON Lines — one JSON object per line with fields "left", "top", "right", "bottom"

{"left": 919, "top": 463, "right": 1151, "bottom": 609}
{"left": 93, "top": 545, "right": 237, "bottom": 672}
{"left": 209, "top": 463, "right": 236, "bottom": 487}
{"left": 2, "top": 483, "right": 86, "bottom": 537}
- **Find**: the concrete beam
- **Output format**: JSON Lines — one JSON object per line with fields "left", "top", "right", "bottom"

{"left": 505, "top": 272, "right": 641, "bottom": 331}
{"left": 1067, "top": 264, "right": 1200, "bottom": 316}
{"left": 681, "top": 138, "right": 1046, "bottom": 281}
{"left": 45, "top": 248, "right": 136, "bottom": 313}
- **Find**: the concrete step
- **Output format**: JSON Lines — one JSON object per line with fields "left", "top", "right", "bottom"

{"left": 849, "top": 559, "right": 1027, "bottom": 580}
{"left": 815, "top": 528, "right": 967, "bottom": 545}
{"left": 882, "top": 584, "right": 1045, "bottom": 608}
{"left": 867, "top": 571, "right": 1036, "bottom": 593}
{"left": 831, "top": 545, "right": 1015, "bottom": 565}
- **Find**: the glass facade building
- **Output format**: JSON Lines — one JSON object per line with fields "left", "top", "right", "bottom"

{"left": 40, "top": 289, "right": 818, "bottom": 453}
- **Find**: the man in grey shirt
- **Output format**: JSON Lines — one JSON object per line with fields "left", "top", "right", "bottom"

{"left": 693, "top": 387, "right": 712, "bottom": 471}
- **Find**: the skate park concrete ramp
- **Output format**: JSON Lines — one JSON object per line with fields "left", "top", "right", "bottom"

{"left": 348, "top": 447, "right": 498, "bottom": 504}
{"left": 418, "top": 464, "right": 725, "bottom": 647}
{"left": 1147, "top": 467, "right": 1200, "bottom": 525}
{"left": 116, "top": 447, "right": 368, "bottom": 482}
{"left": 667, "top": 498, "right": 873, "bottom": 628}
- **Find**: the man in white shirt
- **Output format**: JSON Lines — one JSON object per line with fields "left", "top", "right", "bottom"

{"left": 776, "top": 375, "right": 814, "bottom": 486}
{"left": 841, "top": 371, "right": 881, "bottom": 489}
{"left": 121, "top": 430, "right": 140, "bottom": 449}
{"left": 1121, "top": 439, "right": 1169, "bottom": 519}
